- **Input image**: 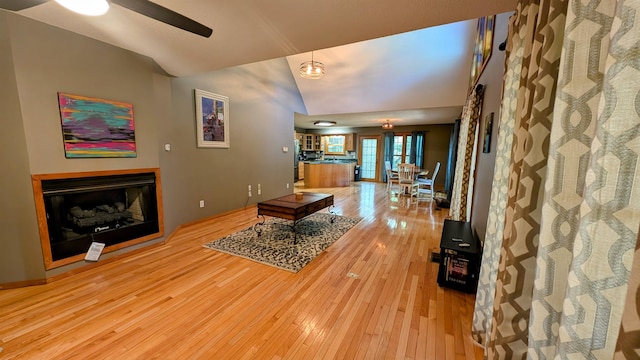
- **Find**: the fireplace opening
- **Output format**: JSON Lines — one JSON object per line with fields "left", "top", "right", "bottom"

{"left": 33, "top": 169, "right": 164, "bottom": 269}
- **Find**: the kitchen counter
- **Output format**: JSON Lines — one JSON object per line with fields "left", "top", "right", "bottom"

{"left": 303, "top": 161, "right": 354, "bottom": 188}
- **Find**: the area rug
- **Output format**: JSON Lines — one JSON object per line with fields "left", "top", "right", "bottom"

{"left": 202, "top": 213, "right": 361, "bottom": 273}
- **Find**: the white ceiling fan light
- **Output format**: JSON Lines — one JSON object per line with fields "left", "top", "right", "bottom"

{"left": 54, "top": 0, "right": 110, "bottom": 16}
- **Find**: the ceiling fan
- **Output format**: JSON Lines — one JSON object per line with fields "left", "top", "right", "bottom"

{"left": 0, "top": 0, "right": 213, "bottom": 37}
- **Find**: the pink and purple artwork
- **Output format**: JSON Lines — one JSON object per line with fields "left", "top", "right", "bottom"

{"left": 58, "top": 93, "right": 136, "bottom": 158}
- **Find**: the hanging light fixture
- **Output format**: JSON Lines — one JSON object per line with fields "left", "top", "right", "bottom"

{"left": 382, "top": 120, "right": 394, "bottom": 129}
{"left": 299, "top": 51, "right": 325, "bottom": 79}
{"left": 55, "top": 0, "right": 110, "bottom": 16}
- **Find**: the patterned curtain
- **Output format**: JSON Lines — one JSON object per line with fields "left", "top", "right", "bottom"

{"left": 472, "top": 0, "right": 640, "bottom": 358}
{"left": 450, "top": 84, "right": 485, "bottom": 221}
{"left": 471, "top": 11, "right": 521, "bottom": 346}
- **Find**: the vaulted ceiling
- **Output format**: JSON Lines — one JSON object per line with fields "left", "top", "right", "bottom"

{"left": 2, "top": 0, "right": 516, "bottom": 129}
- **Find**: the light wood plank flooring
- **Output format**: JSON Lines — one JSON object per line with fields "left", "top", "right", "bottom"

{"left": 0, "top": 182, "right": 483, "bottom": 359}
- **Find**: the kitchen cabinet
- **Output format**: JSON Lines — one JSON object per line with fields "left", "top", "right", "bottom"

{"left": 302, "top": 134, "right": 321, "bottom": 151}
{"left": 345, "top": 133, "right": 355, "bottom": 151}
{"left": 304, "top": 162, "right": 351, "bottom": 188}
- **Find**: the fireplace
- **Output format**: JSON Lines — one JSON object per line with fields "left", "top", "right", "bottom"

{"left": 32, "top": 169, "right": 164, "bottom": 269}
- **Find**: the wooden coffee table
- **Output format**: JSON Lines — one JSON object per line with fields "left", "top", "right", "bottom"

{"left": 255, "top": 192, "right": 335, "bottom": 243}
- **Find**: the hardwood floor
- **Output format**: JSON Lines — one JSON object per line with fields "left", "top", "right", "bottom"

{"left": 0, "top": 182, "right": 483, "bottom": 359}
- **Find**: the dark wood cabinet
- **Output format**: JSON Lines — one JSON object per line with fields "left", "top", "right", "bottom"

{"left": 437, "top": 219, "right": 481, "bottom": 293}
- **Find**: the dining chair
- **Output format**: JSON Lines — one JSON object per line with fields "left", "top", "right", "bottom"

{"left": 397, "top": 163, "right": 419, "bottom": 200}
{"left": 385, "top": 160, "right": 399, "bottom": 192}
{"left": 417, "top": 162, "right": 440, "bottom": 201}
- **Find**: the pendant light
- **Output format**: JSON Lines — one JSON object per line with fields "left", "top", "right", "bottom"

{"left": 382, "top": 120, "right": 394, "bottom": 129}
{"left": 299, "top": 51, "right": 325, "bottom": 79}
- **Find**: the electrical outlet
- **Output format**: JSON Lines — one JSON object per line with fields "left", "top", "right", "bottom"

{"left": 258, "top": 184, "right": 261, "bottom": 195}
{"left": 199, "top": 200, "right": 205, "bottom": 208}
{"left": 286, "top": 183, "right": 290, "bottom": 189}
{"left": 248, "top": 185, "right": 252, "bottom": 197}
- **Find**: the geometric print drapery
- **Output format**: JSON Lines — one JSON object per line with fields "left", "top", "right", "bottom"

{"left": 450, "top": 84, "right": 485, "bottom": 222}
{"left": 471, "top": 10, "right": 522, "bottom": 348}
{"left": 472, "top": 0, "right": 640, "bottom": 358}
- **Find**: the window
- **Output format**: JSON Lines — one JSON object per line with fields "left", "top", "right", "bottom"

{"left": 325, "top": 135, "right": 346, "bottom": 154}
{"left": 392, "top": 134, "right": 412, "bottom": 169}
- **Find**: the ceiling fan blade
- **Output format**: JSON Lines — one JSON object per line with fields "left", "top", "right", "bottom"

{"left": 111, "top": 0, "right": 212, "bottom": 38}
{"left": 0, "top": 0, "right": 48, "bottom": 11}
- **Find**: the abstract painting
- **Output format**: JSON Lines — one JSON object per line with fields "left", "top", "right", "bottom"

{"left": 469, "top": 15, "right": 495, "bottom": 89}
{"left": 195, "top": 89, "right": 229, "bottom": 148}
{"left": 58, "top": 93, "right": 136, "bottom": 158}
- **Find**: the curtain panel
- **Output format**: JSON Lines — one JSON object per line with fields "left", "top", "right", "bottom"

{"left": 450, "top": 84, "right": 485, "bottom": 222}
{"left": 473, "top": 0, "right": 640, "bottom": 358}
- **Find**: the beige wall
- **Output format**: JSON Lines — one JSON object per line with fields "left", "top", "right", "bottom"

{"left": 470, "top": 11, "right": 512, "bottom": 242}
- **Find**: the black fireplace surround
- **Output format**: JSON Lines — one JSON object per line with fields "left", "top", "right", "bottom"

{"left": 33, "top": 169, "right": 163, "bottom": 268}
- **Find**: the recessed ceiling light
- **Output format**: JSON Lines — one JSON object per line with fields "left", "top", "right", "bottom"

{"left": 314, "top": 121, "right": 336, "bottom": 127}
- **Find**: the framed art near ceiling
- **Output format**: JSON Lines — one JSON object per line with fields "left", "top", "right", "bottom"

{"left": 58, "top": 93, "right": 136, "bottom": 158}
{"left": 469, "top": 15, "right": 495, "bottom": 89}
{"left": 195, "top": 89, "right": 229, "bottom": 148}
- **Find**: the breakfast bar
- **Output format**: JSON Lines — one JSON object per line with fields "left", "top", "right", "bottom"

{"left": 303, "top": 161, "right": 353, "bottom": 188}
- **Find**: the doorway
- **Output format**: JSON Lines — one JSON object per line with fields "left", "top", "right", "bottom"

{"left": 359, "top": 136, "right": 380, "bottom": 181}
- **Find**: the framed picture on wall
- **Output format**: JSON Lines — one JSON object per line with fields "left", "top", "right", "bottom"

{"left": 483, "top": 112, "right": 494, "bottom": 153}
{"left": 58, "top": 92, "right": 137, "bottom": 158}
{"left": 195, "top": 89, "right": 229, "bottom": 148}
{"left": 469, "top": 15, "right": 496, "bottom": 89}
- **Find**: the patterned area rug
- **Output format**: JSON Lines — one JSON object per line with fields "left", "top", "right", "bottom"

{"left": 203, "top": 213, "right": 361, "bottom": 273}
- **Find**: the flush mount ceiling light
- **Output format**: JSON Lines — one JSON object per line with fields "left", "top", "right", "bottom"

{"left": 300, "top": 51, "right": 325, "bottom": 79}
{"left": 382, "top": 120, "right": 394, "bottom": 129}
{"left": 55, "top": 0, "right": 109, "bottom": 16}
{"left": 314, "top": 121, "right": 336, "bottom": 127}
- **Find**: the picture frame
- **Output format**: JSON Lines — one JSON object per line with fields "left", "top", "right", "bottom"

{"left": 483, "top": 112, "right": 494, "bottom": 153}
{"left": 469, "top": 15, "right": 496, "bottom": 89}
{"left": 195, "top": 89, "right": 229, "bottom": 148}
{"left": 58, "top": 92, "right": 136, "bottom": 158}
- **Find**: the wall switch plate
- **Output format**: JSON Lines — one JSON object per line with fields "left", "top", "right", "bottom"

{"left": 164, "top": 143, "right": 171, "bottom": 151}
{"left": 282, "top": 146, "right": 288, "bottom": 152}
{"left": 199, "top": 200, "right": 205, "bottom": 208}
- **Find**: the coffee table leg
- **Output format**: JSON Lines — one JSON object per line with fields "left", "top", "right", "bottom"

{"left": 292, "top": 220, "right": 299, "bottom": 244}
{"left": 254, "top": 214, "right": 266, "bottom": 236}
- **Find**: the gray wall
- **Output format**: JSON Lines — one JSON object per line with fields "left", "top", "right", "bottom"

{"left": 0, "top": 12, "right": 305, "bottom": 284}
{"left": 0, "top": 12, "right": 46, "bottom": 283}
{"left": 470, "top": 11, "right": 512, "bottom": 243}
{"left": 162, "top": 60, "right": 306, "bottom": 231}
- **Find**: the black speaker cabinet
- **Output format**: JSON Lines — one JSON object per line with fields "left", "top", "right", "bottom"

{"left": 437, "top": 219, "right": 481, "bottom": 294}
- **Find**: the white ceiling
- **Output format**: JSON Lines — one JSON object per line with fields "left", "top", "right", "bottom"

{"left": 4, "top": 0, "right": 515, "bottom": 129}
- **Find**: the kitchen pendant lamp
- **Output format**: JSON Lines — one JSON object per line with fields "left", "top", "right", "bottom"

{"left": 55, "top": 0, "right": 109, "bottom": 15}
{"left": 299, "top": 51, "right": 325, "bottom": 79}
{"left": 382, "top": 120, "right": 394, "bottom": 129}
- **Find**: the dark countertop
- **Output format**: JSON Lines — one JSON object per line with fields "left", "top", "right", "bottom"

{"left": 302, "top": 159, "right": 358, "bottom": 164}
